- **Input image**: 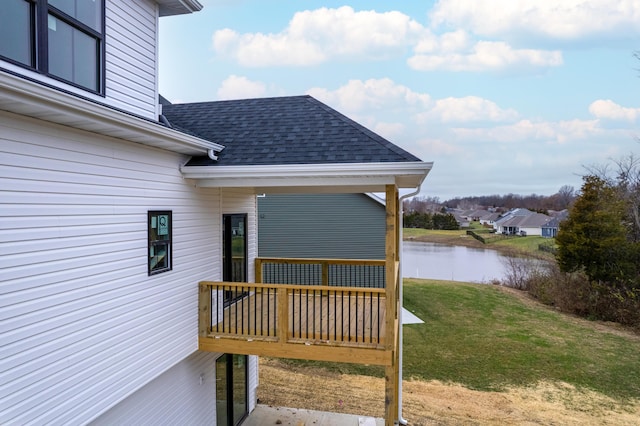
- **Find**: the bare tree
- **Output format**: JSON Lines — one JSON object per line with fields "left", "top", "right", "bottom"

{"left": 556, "top": 185, "right": 576, "bottom": 209}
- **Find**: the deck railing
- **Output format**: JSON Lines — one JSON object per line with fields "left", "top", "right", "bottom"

{"left": 199, "top": 282, "right": 386, "bottom": 348}
{"left": 256, "top": 257, "right": 386, "bottom": 288}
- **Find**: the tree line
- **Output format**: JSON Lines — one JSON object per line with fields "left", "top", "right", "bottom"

{"left": 403, "top": 211, "right": 459, "bottom": 230}
{"left": 404, "top": 185, "right": 577, "bottom": 214}
{"left": 443, "top": 185, "right": 576, "bottom": 212}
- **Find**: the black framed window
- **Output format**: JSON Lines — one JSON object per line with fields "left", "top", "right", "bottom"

{"left": 148, "top": 211, "right": 172, "bottom": 275}
{"left": 0, "top": 0, "right": 105, "bottom": 94}
{"left": 222, "top": 214, "right": 248, "bottom": 306}
{"left": 0, "top": 0, "right": 34, "bottom": 66}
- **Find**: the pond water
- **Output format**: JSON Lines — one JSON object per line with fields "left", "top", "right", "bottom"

{"left": 402, "top": 240, "right": 513, "bottom": 283}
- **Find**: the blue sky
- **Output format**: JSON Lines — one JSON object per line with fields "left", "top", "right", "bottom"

{"left": 159, "top": 0, "right": 640, "bottom": 201}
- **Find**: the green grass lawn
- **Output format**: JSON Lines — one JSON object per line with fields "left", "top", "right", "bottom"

{"left": 280, "top": 279, "right": 640, "bottom": 401}
{"left": 402, "top": 280, "right": 640, "bottom": 399}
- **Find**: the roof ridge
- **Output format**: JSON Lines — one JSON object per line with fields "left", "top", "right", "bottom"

{"left": 167, "top": 95, "right": 311, "bottom": 107}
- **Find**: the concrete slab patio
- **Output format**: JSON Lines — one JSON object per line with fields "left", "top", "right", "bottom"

{"left": 243, "top": 405, "right": 384, "bottom": 426}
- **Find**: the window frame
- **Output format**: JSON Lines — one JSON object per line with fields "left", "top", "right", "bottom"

{"left": 148, "top": 211, "right": 173, "bottom": 276}
{"left": 0, "top": 0, "right": 105, "bottom": 95}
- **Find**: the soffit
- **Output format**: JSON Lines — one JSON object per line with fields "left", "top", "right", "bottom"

{"left": 181, "top": 162, "right": 434, "bottom": 194}
{"left": 157, "top": 0, "right": 203, "bottom": 17}
{"left": 0, "top": 71, "right": 223, "bottom": 156}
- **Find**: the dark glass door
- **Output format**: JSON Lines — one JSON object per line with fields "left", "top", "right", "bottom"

{"left": 216, "top": 354, "right": 248, "bottom": 426}
{"left": 223, "top": 214, "right": 248, "bottom": 306}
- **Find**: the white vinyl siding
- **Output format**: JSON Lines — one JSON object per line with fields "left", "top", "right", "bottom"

{"left": 104, "top": 0, "right": 158, "bottom": 118}
{"left": 248, "top": 355, "right": 259, "bottom": 413}
{"left": 91, "top": 352, "right": 258, "bottom": 425}
{"left": 90, "top": 351, "right": 218, "bottom": 425}
{"left": 0, "top": 110, "right": 221, "bottom": 424}
{"left": 221, "top": 188, "right": 258, "bottom": 284}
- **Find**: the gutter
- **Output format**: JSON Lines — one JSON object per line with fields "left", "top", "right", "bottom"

{"left": 397, "top": 183, "right": 424, "bottom": 426}
{"left": 0, "top": 70, "right": 224, "bottom": 156}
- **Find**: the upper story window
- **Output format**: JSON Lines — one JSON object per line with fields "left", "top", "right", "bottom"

{"left": 0, "top": 0, "right": 105, "bottom": 94}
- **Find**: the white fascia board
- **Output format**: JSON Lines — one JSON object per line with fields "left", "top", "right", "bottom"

{"left": 0, "top": 71, "right": 223, "bottom": 156}
{"left": 181, "top": 161, "right": 433, "bottom": 191}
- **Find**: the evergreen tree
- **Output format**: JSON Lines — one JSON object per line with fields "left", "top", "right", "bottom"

{"left": 556, "top": 175, "right": 638, "bottom": 285}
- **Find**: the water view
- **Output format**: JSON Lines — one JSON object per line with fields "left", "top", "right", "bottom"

{"left": 402, "top": 240, "right": 512, "bottom": 283}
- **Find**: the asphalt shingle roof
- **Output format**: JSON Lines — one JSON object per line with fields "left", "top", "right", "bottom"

{"left": 162, "top": 95, "right": 422, "bottom": 166}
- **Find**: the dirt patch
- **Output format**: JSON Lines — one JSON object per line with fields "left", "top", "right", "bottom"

{"left": 258, "top": 358, "right": 640, "bottom": 425}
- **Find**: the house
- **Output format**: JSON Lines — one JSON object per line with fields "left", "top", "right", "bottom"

{"left": 494, "top": 209, "right": 552, "bottom": 236}
{"left": 541, "top": 211, "right": 568, "bottom": 238}
{"left": 0, "top": 2, "right": 432, "bottom": 425}
{"left": 480, "top": 212, "right": 501, "bottom": 227}
{"left": 463, "top": 209, "right": 491, "bottom": 222}
{"left": 452, "top": 211, "right": 471, "bottom": 228}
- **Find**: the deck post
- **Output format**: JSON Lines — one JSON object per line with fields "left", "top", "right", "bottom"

{"left": 277, "top": 287, "right": 289, "bottom": 342}
{"left": 255, "top": 258, "right": 263, "bottom": 283}
{"left": 198, "top": 283, "right": 211, "bottom": 337}
{"left": 384, "top": 184, "right": 400, "bottom": 426}
{"left": 321, "top": 260, "right": 329, "bottom": 286}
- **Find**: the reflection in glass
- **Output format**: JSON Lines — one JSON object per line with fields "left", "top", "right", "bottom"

{"left": 50, "top": 0, "right": 102, "bottom": 30}
{"left": 48, "top": 15, "right": 98, "bottom": 90}
{"left": 216, "top": 354, "right": 248, "bottom": 426}
{"left": 0, "top": 0, "right": 33, "bottom": 65}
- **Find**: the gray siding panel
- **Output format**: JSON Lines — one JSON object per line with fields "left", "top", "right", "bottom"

{"left": 258, "top": 194, "right": 385, "bottom": 260}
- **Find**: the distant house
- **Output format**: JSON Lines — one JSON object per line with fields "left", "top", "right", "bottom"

{"left": 541, "top": 211, "right": 568, "bottom": 238}
{"left": 495, "top": 209, "right": 551, "bottom": 236}
{"left": 480, "top": 212, "right": 501, "bottom": 227}
{"left": 452, "top": 211, "right": 471, "bottom": 228}
{"left": 463, "top": 209, "right": 491, "bottom": 221}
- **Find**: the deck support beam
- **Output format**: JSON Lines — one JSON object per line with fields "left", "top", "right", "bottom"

{"left": 199, "top": 336, "right": 393, "bottom": 365}
{"left": 384, "top": 184, "right": 400, "bottom": 426}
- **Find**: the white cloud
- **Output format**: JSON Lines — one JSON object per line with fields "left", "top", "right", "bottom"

{"left": 408, "top": 40, "right": 562, "bottom": 72}
{"left": 212, "top": 6, "right": 424, "bottom": 67}
{"left": 307, "top": 78, "right": 431, "bottom": 113}
{"left": 308, "top": 79, "right": 520, "bottom": 128}
{"left": 430, "top": 0, "right": 640, "bottom": 41}
{"left": 212, "top": 5, "right": 565, "bottom": 73}
{"left": 589, "top": 99, "right": 640, "bottom": 122}
{"left": 416, "top": 138, "right": 464, "bottom": 156}
{"left": 451, "top": 118, "right": 602, "bottom": 144}
{"left": 417, "top": 96, "right": 518, "bottom": 123}
{"left": 216, "top": 75, "right": 266, "bottom": 100}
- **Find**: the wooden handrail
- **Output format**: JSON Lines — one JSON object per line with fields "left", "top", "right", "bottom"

{"left": 199, "top": 281, "right": 385, "bottom": 294}
{"left": 256, "top": 257, "right": 385, "bottom": 265}
{"left": 255, "top": 257, "right": 387, "bottom": 288}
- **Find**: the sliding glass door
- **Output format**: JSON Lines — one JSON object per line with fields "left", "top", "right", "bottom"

{"left": 216, "top": 354, "right": 248, "bottom": 426}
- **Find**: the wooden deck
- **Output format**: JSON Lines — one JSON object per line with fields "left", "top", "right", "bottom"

{"left": 199, "top": 282, "right": 392, "bottom": 366}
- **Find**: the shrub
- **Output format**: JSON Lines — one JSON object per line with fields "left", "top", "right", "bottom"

{"left": 501, "top": 258, "right": 640, "bottom": 330}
